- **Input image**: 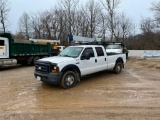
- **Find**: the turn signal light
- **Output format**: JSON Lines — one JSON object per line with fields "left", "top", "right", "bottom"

{"left": 52, "top": 66, "right": 60, "bottom": 72}
{"left": 52, "top": 70, "right": 57, "bottom": 72}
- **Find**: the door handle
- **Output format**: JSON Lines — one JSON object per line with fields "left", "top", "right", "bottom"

{"left": 105, "top": 58, "right": 106, "bottom": 61}
{"left": 95, "top": 59, "right": 97, "bottom": 63}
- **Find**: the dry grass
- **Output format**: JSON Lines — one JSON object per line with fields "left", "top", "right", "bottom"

{"left": 127, "top": 57, "right": 160, "bottom": 70}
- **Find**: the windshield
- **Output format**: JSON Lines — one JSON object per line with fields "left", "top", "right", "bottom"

{"left": 106, "top": 45, "right": 121, "bottom": 49}
{"left": 59, "top": 47, "right": 83, "bottom": 58}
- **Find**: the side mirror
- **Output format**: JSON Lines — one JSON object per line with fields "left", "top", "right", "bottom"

{"left": 81, "top": 53, "right": 90, "bottom": 60}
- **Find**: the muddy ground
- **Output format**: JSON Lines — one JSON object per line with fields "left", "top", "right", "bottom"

{"left": 0, "top": 58, "right": 160, "bottom": 120}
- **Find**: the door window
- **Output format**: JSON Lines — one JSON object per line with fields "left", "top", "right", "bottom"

{"left": 0, "top": 40, "right": 4, "bottom": 46}
{"left": 82, "top": 48, "right": 94, "bottom": 57}
{"left": 95, "top": 47, "right": 104, "bottom": 56}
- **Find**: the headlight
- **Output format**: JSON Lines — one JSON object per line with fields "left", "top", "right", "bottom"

{"left": 51, "top": 63, "right": 59, "bottom": 72}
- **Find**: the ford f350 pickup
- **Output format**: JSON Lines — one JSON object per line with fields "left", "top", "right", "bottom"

{"left": 34, "top": 45, "right": 126, "bottom": 89}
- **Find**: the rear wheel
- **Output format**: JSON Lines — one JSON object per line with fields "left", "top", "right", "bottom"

{"left": 114, "top": 62, "right": 123, "bottom": 74}
{"left": 61, "top": 71, "right": 77, "bottom": 89}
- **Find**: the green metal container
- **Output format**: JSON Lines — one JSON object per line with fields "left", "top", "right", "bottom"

{"left": 0, "top": 33, "right": 51, "bottom": 57}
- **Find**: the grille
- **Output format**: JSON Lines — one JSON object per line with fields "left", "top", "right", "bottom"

{"left": 35, "top": 61, "right": 52, "bottom": 74}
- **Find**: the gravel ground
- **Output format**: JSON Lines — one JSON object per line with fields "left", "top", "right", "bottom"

{"left": 0, "top": 58, "right": 160, "bottom": 120}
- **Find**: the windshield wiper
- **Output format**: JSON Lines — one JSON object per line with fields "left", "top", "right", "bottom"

{"left": 62, "top": 55, "right": 72, "bottom": 57}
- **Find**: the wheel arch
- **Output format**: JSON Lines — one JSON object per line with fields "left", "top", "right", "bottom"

{"left": 115, "top": 57, "right": 124, "bottom": 68}
{"left": 61, "top": 64, "right": 81, "bottom": 80}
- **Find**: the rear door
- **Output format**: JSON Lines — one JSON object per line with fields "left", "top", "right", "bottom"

{"left": 95, "top": 47, "right": 108, "bottom": 71}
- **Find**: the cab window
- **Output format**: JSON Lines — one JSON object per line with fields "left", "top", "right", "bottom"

{"left": 0, "top": 40, "right": 4, "bottom": 46}
{"left": 106, "top": 44, "right": 122, "bottom": 49}
{"left": 95, "top": 47, "right": 104, "bottom": 56}
{"left": 82, "top": 48, "right": 94, "bottom": 57}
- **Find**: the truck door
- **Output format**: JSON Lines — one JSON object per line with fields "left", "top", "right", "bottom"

{"left": 0, "top": 38, "right": 9, "bottom": 58}
{"left": 95, "top": 47, "right": 108, "bottom": 71}
{"left": 79, "top": 47, "right": 97, "bottom": 76}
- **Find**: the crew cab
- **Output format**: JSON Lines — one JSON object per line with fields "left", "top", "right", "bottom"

{"left": 34, "top": 45, "right": 126, "bottom": 89}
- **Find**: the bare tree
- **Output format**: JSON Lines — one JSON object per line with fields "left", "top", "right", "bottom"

{"left": 151, "top": 1, "right": 160, "bottom": 22}
{"left": 71, "top": 8, "right": 88, "bottom": 36}
{"left": 98, "top": 11, "right": 108, "bottom": 40}
{"left": 40, "top": 10, "right": 53, "bottom": 39}
{"left": 50, "top": 9, "right": 60, "bottom": 39}
{"left": 127, "top": 1, "right": 160, "bottom": 49}
{"left": 140, "top": 18, "right": 160, "bottom": 47}
{"left": 16, "top": 0, "right": 134, "bottom": 46}
{"left": 140, "top": 18, "right": 154, "bottom": 36}
{"left": 18, "top": 12, "right": 31, "bottom": 40}
{"left": 114, "top": 13, "right": 134, "bottom": 42}
{"left": 30, "top": 12, "right": 43, "bottom": 39}
{"left": 72, "top": 10, "right": 83, "bottom": 35}
{"left": 0, "top": 0, "right": 10, "bottom": 33}
{"left": 57, "top": 0, "right": 79, "bottom": 35}
{"left": 150, "top": 1, "right": 160, "bottom": 33}
{"left": 51, "top": 8, "right": 70, "bottom": 45}
{"left": 85, "top": 0, "right": 101, "bottom": 38}
{"left": 100, "top": 0, "right": 121, "bottom": 41}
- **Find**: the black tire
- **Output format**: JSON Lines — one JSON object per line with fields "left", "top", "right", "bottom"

{"left": 114, "top": 62, "right": 123, "bottom": 74}
{"left": 61, "top": 71, "right": 77, "bottom": 89}
{"left": 32, "top": 56, "right": 40, "bottom": 65}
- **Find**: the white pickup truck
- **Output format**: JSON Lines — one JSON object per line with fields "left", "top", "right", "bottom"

{"left": 34, "top": 45, "right": 126, "bottom": 89}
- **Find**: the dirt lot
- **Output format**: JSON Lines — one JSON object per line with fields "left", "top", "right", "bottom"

{"left": 0, "top": 58, "right": 160, "bottom": 120}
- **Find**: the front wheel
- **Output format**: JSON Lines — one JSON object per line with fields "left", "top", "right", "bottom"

{"left": 61, "top": 71, "right": 77, "bottom": 89}
{"left": 114, "top": 62, "right": 123, "bottom": 74}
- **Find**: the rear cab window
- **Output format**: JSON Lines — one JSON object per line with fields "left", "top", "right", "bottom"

{"left": 106, "top": 44, "right": 122, "bottom": 49}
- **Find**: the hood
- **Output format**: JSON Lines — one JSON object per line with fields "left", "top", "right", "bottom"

{"left": 38, "top": 56, "right": 76, "bottom": 64}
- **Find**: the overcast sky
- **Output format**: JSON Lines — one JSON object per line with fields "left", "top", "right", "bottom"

{"left": 8, "top": 0, "right": 155, "bottom": 34}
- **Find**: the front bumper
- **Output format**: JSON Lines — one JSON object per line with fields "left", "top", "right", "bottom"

{"left": 34, "top": 71, "right": 62, "bottom": 84}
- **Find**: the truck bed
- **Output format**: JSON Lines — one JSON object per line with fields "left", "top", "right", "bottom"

{"left": 107, "top": 52, "right": 122, "bottom": 56}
